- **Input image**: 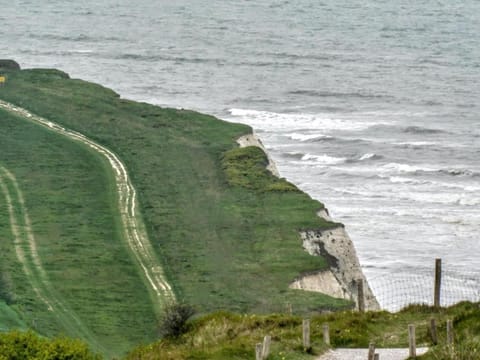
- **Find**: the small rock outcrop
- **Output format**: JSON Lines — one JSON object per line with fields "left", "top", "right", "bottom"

{"left": 0, "top": 60, "right": 21, "bottom": 71}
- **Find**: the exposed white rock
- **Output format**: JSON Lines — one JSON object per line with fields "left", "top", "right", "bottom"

{"left": 298, "top": 226, "right": 380, "bottom": 310}
{"left": 289, "top": 270, "right": 346, "bottom": 299}
{"left": 236, "top": 133, "right": 280, "bottom": 177}
{"left": 317, "top": 208, "right": 333, "bottom": 222}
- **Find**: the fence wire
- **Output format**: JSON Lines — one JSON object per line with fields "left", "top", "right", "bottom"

{"left": 368, "top": 263, "right": 480, "bottom": 312}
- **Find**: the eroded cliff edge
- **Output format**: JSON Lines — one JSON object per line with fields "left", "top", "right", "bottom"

{"left": 238, "top": 133, "right": 380, "bottom": 311}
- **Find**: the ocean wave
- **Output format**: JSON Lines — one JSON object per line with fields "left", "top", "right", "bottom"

{"left": 286, "top": 132, "right": 332, "bottom": 141}
{"left": 115, "top": 53, "right": 225, "bottom": 64}
{"left": 282, "top": 151, "right": 381, "bottom": 165}
{"left": 379, "top": 163, "right": 478, "bottom": 178}
{"left": 114, "top": 53, "right": 296, "bottom": 67}
{"left": 332, "top": 186, "right": 480, "bottom": 207}
{"left": 344, "top": 153, "right": 383, "bottom": 163}
{"left": 393, "top": 141, "right": 438, "bottom": 147}
{"left": 300, "top": 153, "right": 347, "bottom": 165}
{"left": 402, "top": 125, "right": 446, "bottom": 134}
{"left": 20, "top": 49, "right": 97, "bottom": 56}
{"left": 359, "top": 153, "right": 381, "bottom": 161}
{"left": 288, "top": 89, "right": 392, "bottom": 100}
{"left": 440, "top": 168, "right": 477, "bottom": 177}
{"left": 389, "top": 210, "right": 464, "bottom": 225}
{"left": 380, "top": 163, "right": 437, "bottom": 174}
{"left": 282, "top": 151, "right": 305, "bottom": 160}
{"left": 399, "top": 192, "right": 480, "bottom": 207}
{"left": 227, "top": 108, "right": 384, "bottom": 132}
{"left": 263, "top": 51, "right": 334, "bottom": 62}
{"left": 382, "top": 175, "right": 480, "bottom": 193}
{"left": 28, "top": 33, "right": 121, "bottom": 42}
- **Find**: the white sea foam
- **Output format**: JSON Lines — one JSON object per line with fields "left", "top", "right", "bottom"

{"left": 228, "top": 108, "right": 383, "bottom": 132}
{"left": 380, "top": 162, "right": 437, "bottom": 174}
{"left": 359, "top": 153, "right": 377, "bottom": 161}
{"left": 66, "top": 49, "right": 95, "bottom": 54}
{"left": 301, "top": 153, "right": 347, "bottom": 165}
{"left": 388, "top": 176, "right": 424, "bottom": 184}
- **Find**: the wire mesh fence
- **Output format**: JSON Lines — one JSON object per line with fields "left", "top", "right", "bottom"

{"left": 369, "top": 260, "right": 480, "bottom": 312}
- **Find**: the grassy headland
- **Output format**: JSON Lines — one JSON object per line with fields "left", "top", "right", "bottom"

{"left": 0, "top": 67, "right": 348, "bottom": 354}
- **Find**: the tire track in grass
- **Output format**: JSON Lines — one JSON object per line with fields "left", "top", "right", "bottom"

{"left": 0, "top": 100, "right": 175, "bottom": 310}
{"left": 0, "top": 165, "right": 101, "bottom": 350}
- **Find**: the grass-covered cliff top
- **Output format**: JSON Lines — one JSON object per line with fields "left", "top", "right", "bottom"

{"left": 0, "top": 67, "right": 346, "bottom": 355}
{"left": 129, "top": 302, "right": 480, "bottom": 359}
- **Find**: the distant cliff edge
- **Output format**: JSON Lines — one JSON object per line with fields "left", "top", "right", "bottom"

{"left": 0, "top": 59, "right": 21, "bottom": 71}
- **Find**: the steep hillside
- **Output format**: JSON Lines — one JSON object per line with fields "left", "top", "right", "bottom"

{"left": 0, "top": 67, "right": 351, "bottom": 354}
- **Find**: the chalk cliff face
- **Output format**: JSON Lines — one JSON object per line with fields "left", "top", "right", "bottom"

{"left": 238, "top": 133, "right": 379, "bottom": 310}
{"left": 294, "top": 224, "right": 379, "bottom": 310}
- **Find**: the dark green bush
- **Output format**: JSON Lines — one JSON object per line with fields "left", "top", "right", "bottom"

{"left": 158, "top": 303, "right": 196, "bottom": 338}
{"left": 0, "top": 331, "right": 101, "bottom": 360}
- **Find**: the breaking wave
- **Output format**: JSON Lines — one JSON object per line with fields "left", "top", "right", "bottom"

{"left": 380, "top": 163, "right": 478, "bottom": 177}
{"left": 287, "top": 132, "right": 333, "bottom": 142}
{"left": 300, "top": 153, "right": 347, "bottom": 165}
{"left": 228, "top": 108, "right": 386, "bottom": 132}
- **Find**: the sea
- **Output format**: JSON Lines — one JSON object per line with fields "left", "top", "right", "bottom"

{"left": 2, "top": 0, "right": 479, "bottom": 310}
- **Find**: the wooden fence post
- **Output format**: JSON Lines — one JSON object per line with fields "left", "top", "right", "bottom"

{"left": 255, "top": 343, "right": 263, "bottom": 360}
{"left": 368, "top": 342, "right": 375, "bottom": 360}
{"left": 374, "top": 354, "right": 380, "bottom": 360}
{"left": 408, "top": 324, "right": 416, "bottom": 358}
{"left": 262, "top": 335, "right": 271, "bottom": 359}
{"left": 286, "top": 302, "right": 292, "bottom": 315}
{"left": 430, "top": 318, "right": 438, "bottom": 345}
{"left": 447, "top": 320, "right": 454, "bottom": 346}
{"left": 357, "top": 279, "right": 365, "bottom": 313}
{"left": 434, "top": 258, "right": 442, "bottom": 308}
{"left": 303, "top": 319, "right": 311, "bottom": 350}
{"left": 323, "top": 323, "right": 330, "bottom": 345}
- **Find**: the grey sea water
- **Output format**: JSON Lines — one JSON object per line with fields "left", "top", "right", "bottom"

{"left": 2, "top": 0, "right": 479, "bottom": 308}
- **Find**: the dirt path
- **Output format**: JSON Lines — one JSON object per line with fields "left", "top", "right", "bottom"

{"left": 316, "top": 347, "right": 428, "bottom": 360}
{"left": 0, "top": 100, "right": 175, "bottom": 309}
{"left": 0, "top": 166, "right": 101, "bottom": 349}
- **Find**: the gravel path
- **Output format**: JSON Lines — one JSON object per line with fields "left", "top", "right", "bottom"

{"left": 317, "top": 347, "right": 428, "bottom": 360}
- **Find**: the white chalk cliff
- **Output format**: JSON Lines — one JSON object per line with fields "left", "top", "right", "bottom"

{"left": 293, "top": 222, "right": 379, "bottom": 310}
{"left": 238, "top": 133, "right": 379, "bottom": 310}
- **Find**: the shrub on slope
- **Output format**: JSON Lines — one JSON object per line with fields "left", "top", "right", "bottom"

{"left": 0, "top": 331, "right": 101, "bottom": 360}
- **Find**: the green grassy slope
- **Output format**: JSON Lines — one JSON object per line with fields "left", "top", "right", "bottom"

{"left": 0, "top": 108, "right": 157, "bottom": 356}
{"left": 0, "top": 68, "right": 348, "bottom": 314}
{"left": 0, "top": 67, "right": 351, "bottom": 354}
{"left": 126, "top": 302, "right": 480, "bottom": 360}
{"left": 0, "top": 302, "right": 26, "bottom": 332}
